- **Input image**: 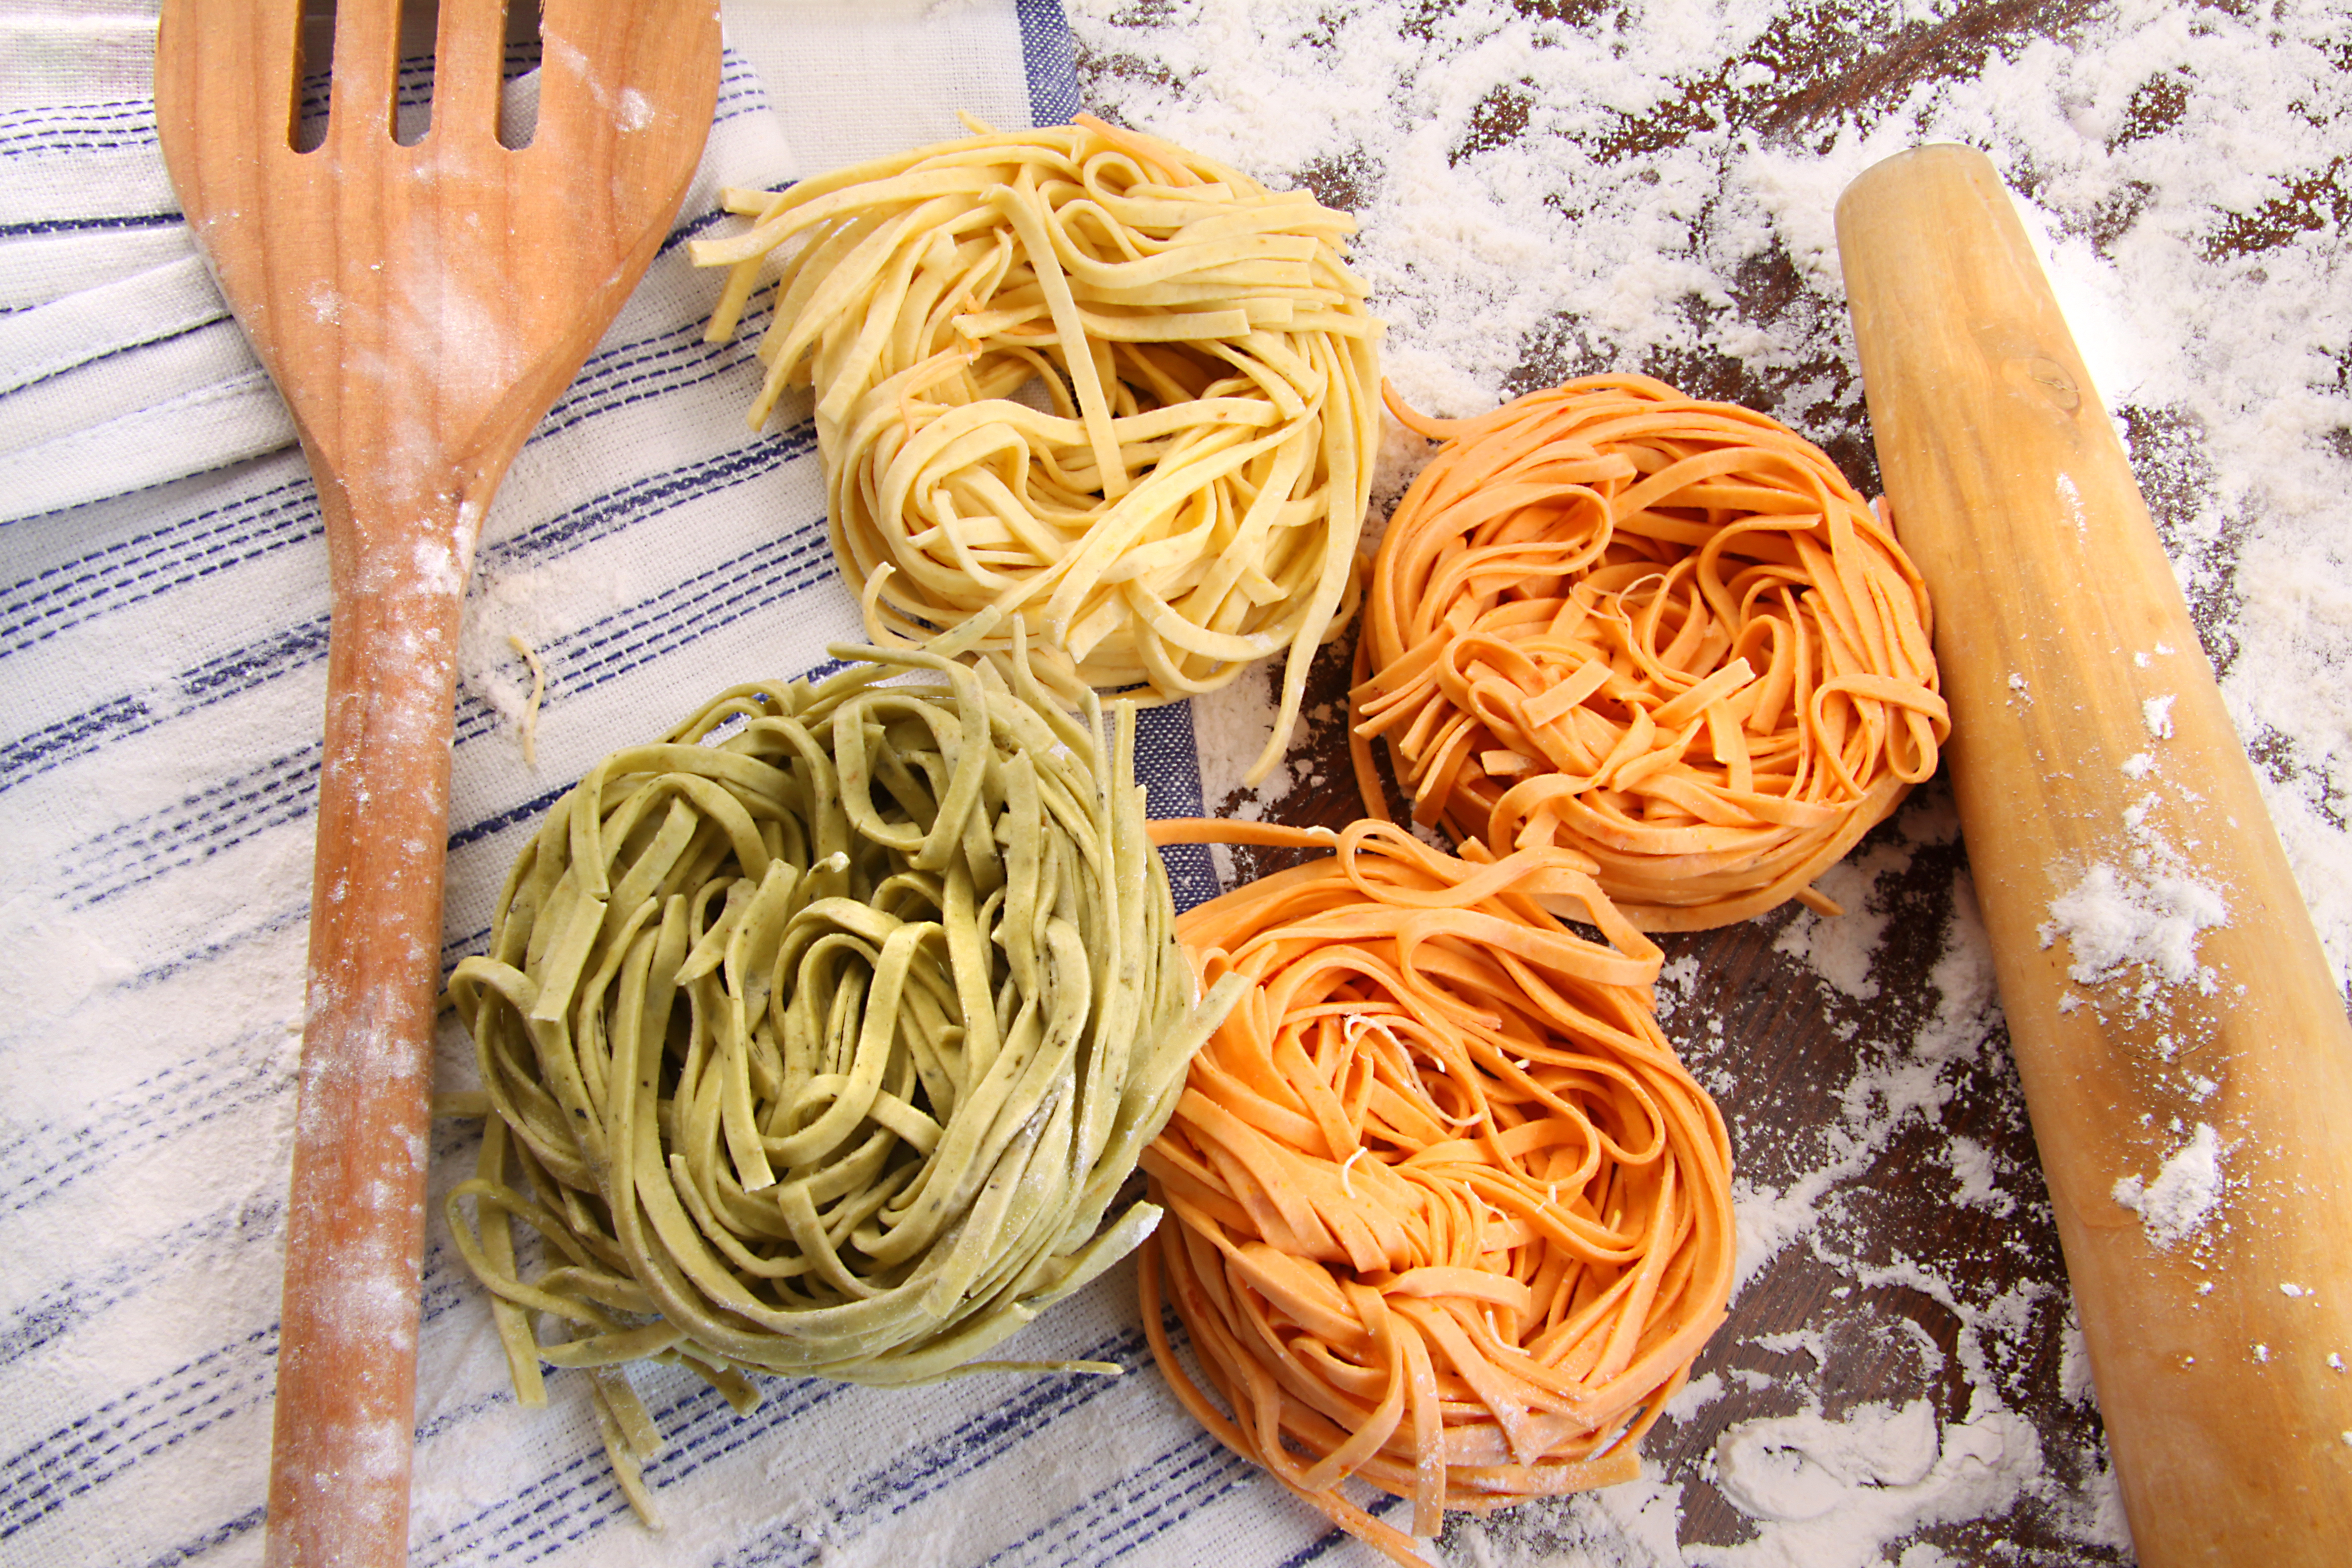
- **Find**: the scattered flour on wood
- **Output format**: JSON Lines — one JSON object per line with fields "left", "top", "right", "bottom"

{"left": 1942, "top": 1136, "right": 2011, "bottom": 1215}
{"left": 2039, "top": 862, "right": 2226, "bottom": 992}
{"left": 1187, "top": 663, "right": 1314, "bottom": 887}
{"left": 1707, "top": 1398, "right": 2041, "bottom": 1568}
{"left": 1191, "top": 663, "right": 1296, "bottom": 816}
{"left": 1770, "top": 849, "right": 1903, "bottom": 1003}
{"left": 2110, "top": 1122, "right": 2226, "bottom": 1250}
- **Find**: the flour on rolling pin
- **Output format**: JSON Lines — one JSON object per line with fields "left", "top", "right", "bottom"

{"left": 2031, "top": 640, "right": 2240, "bottom": 1268}
{"left": 2108, "top": 1123, "right": 2224, "bottom": 1251}
{"left": 1837, "top": 141, "right": 2352, "bottom": 1568}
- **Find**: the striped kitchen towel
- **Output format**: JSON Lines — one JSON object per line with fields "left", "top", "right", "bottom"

{"left": 0, "top": 1, "right": 1349, "bottom": 1565}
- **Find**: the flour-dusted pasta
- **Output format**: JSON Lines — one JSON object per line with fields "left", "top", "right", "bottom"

{"left": 691, "top": 116, "right": 1381, "bottom": 784}
{"left": 1353, "top": 375, "right": 1948, "bottom": 930}
{"left": 445, "top": 638, "right": 1242, "bottom": 1518}
{"left": 1135, "top": 819, "right": 1735, "bottom": 1564}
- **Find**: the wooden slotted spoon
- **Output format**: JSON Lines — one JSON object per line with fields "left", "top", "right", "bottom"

{"left": 154, "top": 2, "right": 719, "bottom": 1560}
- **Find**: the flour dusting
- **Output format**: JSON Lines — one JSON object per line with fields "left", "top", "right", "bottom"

{"left": 2039, "top": 862, "right": 2226, "bottom": 993}
{"left": 2110, "top": 1122, "right": 2226, "bottom": 1250}
{"left": 1709, "top": 1399, "right": 2040, "bottom": 1567}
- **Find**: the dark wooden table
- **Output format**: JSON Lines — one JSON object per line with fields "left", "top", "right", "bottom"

{"left": 1071, "top": 0, "right": 2352, "bottom": 1559}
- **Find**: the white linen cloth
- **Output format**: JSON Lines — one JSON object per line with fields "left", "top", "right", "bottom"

{"left": 0, "top": 3, "right": 1355, "bottom": 1564}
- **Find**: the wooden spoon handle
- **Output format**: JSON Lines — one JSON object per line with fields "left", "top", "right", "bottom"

{"left": 1837, "top": 144, "right": 2352, "bottom": 1567}
{"left": 265, "top": 489, "right": 472, "bottom": 1568}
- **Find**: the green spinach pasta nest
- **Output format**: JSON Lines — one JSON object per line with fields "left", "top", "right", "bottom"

{"left": 445, "top": 640, "right": 1241, "bottom": 1512}
{"left": 690, "top": 115, "right": 1382, "bottom": 784}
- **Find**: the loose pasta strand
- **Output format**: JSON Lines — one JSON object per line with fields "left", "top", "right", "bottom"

{"left": 691, "top": 117, "right": 1383, "bottom": 785}
{"left": 1138, "top": 817, "right": 1736, "bottom": 1565}
{"left": 1352, "top": 375, "right": 1949, "bottom": 930}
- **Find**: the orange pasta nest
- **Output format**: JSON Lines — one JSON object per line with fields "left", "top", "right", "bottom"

{"left": 1351, "top": 374, "right": 1949, "bottom": 930}
{"left": 1138, "top": 818, "right": 1734, "bottom": 1563}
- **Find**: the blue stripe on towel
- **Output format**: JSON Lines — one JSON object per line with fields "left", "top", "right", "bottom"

{"left": 0, "top": 475, "right": 320, "bottom": 657}
{"left": 1136, "top": 701, "right": 1219, "bottom": 912}
{"left": 0, "top": 1326, "right": 278, "bottom": 1539}
{"left": 711, "top": 1329, "right": 1155, "bottom": 1568}
{"left": 0, "top": 438, "right": 821, "bottom": 800}
{"left": 135, "top": 1504, "right": 265, "bottom": 1568}
{"left": 0, "top": 1198, "right": 283, "bottom": 1371}
{"left": 0, "top": 616, "right": 331, "bottom": 793}
{"left": 1017, "top": 0, "right": 1085, "bottom": 127}
{"left": 43, "top": 507, "right": 834, "bottom": 913}
{"left": 1, "top": 1040, "right": 286, "bottom": 1215}
{"left": 980, "top": 1431, "right": 1259, "bottom": 1567}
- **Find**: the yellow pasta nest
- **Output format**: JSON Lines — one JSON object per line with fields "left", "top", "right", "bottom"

{"left": 692, "top": 116, "right": 1382, "bottom": 784}
{"left": 446, "top": 641, "right": 1241, "bottom": 1518}
{"left": 1138, "top": 820, "right": 1734, "bottom": 1564}
{"left": 1352, "top": 375, "right": 1950, "bottom": 930}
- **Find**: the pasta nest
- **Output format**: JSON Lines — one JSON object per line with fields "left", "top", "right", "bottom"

{"left": 1137, "top": 819, "right": 1734, "bottom": 1564}
{"left": 446, "top": 642, "right": 1241, "bottom": 1513}
{"left": 1352, "top": 375, "right": 1950, "bottom": 930}
{"left": 691, "top": 116, "right": 1382, "bottom": 784}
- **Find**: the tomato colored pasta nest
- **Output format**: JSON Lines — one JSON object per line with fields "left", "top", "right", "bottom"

{"left": 1352, "top": 374, "right": 1949, "bottom": 930}
{"left": 1138, "top": 819, "right": 1734, "bottom": 1563}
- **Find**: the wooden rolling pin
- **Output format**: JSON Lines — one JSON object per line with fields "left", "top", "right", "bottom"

{"left": 1836, "top": 144, "right": 2352, "bottom": 1566}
